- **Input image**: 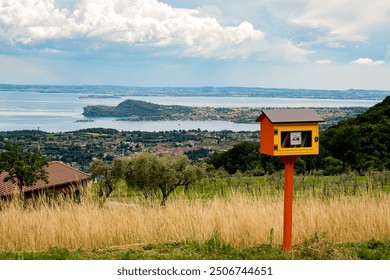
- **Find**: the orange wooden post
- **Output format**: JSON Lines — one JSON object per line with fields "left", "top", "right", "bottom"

{"left": 281, "top": 155, "right": 298, "bottom": 250}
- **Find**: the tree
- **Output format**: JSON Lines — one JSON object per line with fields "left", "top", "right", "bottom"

{"left": 89, "top": 158, "right": 124, "bottom": 205}
{"left": 0, "top": 142, "right": 48, "bottom": 200}
{"left": 124, "top": 153, "right": 206, "bottom": 206}
{"left": 208, "top": 142, "right": 260, "bottom": 174}
{"left": 322, "top": 156, "right": 344, "bottom": 175}
{"left": 124, "top": 153, "right": 160, "bottom": 200}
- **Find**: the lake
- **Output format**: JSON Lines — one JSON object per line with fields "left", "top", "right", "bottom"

{"left": 0, "top": 89, "right": 383, "bottom": 132}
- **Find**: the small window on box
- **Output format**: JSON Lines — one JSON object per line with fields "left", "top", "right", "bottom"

{"left": 281, "top": 131, "right": 312, "bottom": 148}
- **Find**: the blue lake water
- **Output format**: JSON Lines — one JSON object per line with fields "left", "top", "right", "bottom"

{"left": 0, "top": 90, "right": 383, "bottom": 132}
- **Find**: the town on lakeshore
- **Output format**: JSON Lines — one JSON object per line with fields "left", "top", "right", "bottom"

{"left": 0, "top": 105, "right": 368, "bottom": 171}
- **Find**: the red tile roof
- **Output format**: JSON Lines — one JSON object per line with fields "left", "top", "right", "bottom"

{"left": 0, "top": 161, "right": 90, "bottom": 197}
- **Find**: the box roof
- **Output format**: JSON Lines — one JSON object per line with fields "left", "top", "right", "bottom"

{"left": 256, "top": 109, "right": 324, "bottom": 124}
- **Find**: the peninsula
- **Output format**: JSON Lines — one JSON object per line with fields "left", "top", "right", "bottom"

{"left": 83, "top": 99, "right": 368, "bottom": 127}
{"left": 83, "top": 99, "right": 262, "bottom": 123}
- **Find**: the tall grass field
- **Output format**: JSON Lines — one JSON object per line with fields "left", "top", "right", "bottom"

{"left": 0, "top": 190, "right": 389, "bottom": 253}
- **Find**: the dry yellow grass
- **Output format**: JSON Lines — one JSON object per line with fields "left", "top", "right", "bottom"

{"left": 0, "top": 192, "right": 389, "bottom": 251}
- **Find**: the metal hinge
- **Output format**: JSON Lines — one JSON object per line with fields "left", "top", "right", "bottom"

{"left": 274, "top": 129, "right": 278, "bottom": 135}
{"left": 274, "top": 144, "right": 278, "bottom": 151}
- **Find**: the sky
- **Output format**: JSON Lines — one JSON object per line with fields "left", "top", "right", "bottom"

{"left": 1, "top": 0, "right": 390, "bottom": 90}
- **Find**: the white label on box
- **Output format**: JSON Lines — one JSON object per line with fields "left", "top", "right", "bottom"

{"left": 290, "top": 132, "right": 302, "bottom": 145}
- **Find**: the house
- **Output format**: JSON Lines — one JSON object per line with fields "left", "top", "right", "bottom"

{"left": 0, "top": 161, "right": 90, "bottom": 200}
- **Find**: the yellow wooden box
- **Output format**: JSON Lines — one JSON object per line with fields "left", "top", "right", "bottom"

{"left": 256, "top": 109, "right": 324, "bottom": 156}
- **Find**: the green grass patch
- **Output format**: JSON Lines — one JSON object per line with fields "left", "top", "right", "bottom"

{"left": 1, "top": 237, "right": 389, "bottom": 260}
{"left": 343, "top": 239, "right": 390, "bottom": 260}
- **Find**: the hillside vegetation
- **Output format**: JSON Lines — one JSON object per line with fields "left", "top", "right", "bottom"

{"left": 320, "top": 96, "right": 390, "bottom": 172}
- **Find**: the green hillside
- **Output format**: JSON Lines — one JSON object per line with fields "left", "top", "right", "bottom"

{"left": 321, "top": 96, "right": 390, "bottom": 171}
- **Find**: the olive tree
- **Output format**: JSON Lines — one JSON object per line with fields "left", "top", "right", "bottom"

{"left": 123, "top": 152, "right": 160, "bottom": 200}
{"left": 124, "top": 153, "right": 206, "bottom": 206}
{"left": 89, "top": 158, "right": 124, "bottom": 204}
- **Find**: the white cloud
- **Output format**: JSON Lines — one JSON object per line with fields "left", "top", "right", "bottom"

{"left": 327, "top": 42, "right": 344, "bottom": 49}
{"left": 315, "top": 59, "right": 332, "bottom": 65}
{"left": 0, "top": 0, "right": 264, "bottom": 58}
{"left": 278, "top": 39, "right": 313, "bottom": 62}
{"left": 41, "top": 48, "right": 62, "bottom": 54}
{"left": 292, "top": 0, "right": 390, "bottom": 42}
{"left": 0, "top": 0, "right": 72, "bottom": 41}
{"left": 351, "top": 58, "right": 385, "bottom": 65}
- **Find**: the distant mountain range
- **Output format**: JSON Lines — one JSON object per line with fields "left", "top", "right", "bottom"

{"left": 1, "top": 84, "right": 388, "bottom": 100}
